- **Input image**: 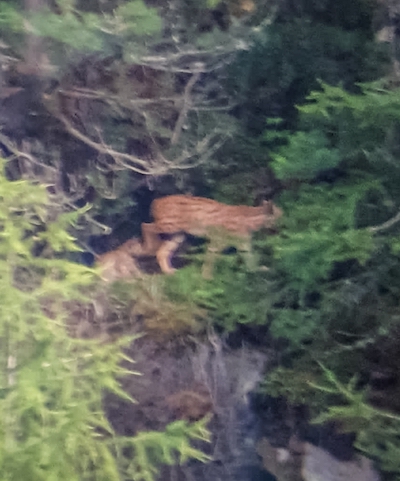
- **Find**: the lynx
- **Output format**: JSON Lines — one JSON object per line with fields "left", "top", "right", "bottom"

{"left": 96, "top": 238, "right": 147, "bottom": 282}
{"left": 141, "top": 195, "right": 283, "bottom": 278}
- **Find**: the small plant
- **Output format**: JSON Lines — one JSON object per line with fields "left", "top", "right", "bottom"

{"left": 311, "top": 364, "right": 400, "bottom": 477}
{"left": 164, "top": 261, "right": 275, "bottom": 331}
{"left": 261, "top": 366, "right": 321, "bottom": 407}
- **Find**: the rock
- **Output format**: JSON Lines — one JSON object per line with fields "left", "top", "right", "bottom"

{"left": 257, "top": 438, "right": 303, "bottom": 481}
{"left": 302, "top": 443, "right": 381, "bottom": 481}
{"left": 288, "top": 434, "right": 306, "bottom": 455}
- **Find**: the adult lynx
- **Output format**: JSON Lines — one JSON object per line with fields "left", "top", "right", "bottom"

{"left": 141, "top": 195, "right": 283, "bottom": 278}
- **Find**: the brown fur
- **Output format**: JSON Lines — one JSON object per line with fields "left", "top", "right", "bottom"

{"left": 96, "top": 238, "right": 146, "bottom": 282}
{"left": 141, "top": 195, "right": 283, "bottom": 277}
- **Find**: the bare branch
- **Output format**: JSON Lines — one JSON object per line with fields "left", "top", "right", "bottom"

{"left": 171, "top": 68, "right": 202, "bottom": 145}
{"left": 43, "top": 90, "right": 226, "bottom": 177}
{"left": 44, "top": 105, "right": 151, "bottom": 174}
{"left": 59, "top": 87, "right": 181, "bottom": 106}
{"left": 369, "top": 210, "right": 400, "bottom": 233}
{"left": 0, "top": 132, "right": 58, "bottom": 175}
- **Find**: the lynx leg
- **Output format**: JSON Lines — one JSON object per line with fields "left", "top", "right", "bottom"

{"left": 119, "top": 255, "right": 144, "bottom": 279}
{"left": 128, "top": 255, "right": 144, "bottom": 277}
{"left": 240, "top": 239, "right": 257, "bottom": 271}
{"left": 202, "top": 246, "right": 218, "bottom": 279}
{"left": 243, "top": 250, "right": 257, "bottom": 271}
{"left": 156, "top": 234, "right": 185, "bottom": 274}
{"left": 233, "top": 235, "right": 256, "bottom": 271}
{"left": 141, "top": 222, "right": 162, "bottom": 255}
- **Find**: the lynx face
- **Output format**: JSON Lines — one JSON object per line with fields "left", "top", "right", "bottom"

{"left": 97, "top": 238, "right": 145, "bottom": 282}
{"left": 141, "top": 195, "right": 283, "bottom": 278}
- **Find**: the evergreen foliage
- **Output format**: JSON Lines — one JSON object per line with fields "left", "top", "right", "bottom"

{"left": 0, "top": 2, "right": 22, "bottom": 32}
{"left": 263, "top": 363, "right": 400, "bottom": 476}
{"left": 271, "top": 129, "right": 341, "bottom": 180}
{"left": 2, "top": 0, "right": 400, "bottom": 477}
{"left": 2, "top": 0, "right": 162, "bottom": 54}
{"left": 165, "top": 263, "right": 273, "bottom": 331}
{"left": 311, "top": 365, "right": 400, "bottom": 476}
{"left": 268, "top": 82, "right": 400, "bottom": 286}
{"left": 268, "top": 183, "right": 376, "bottom": 288}
{"left": 0, "top": 161, "right": 209, "bottom": 481}
{"left": 227, "top": 16, "right": 389, "bottom": 133}
{"left": 261, "top": 81, "right": 400, "bottom": 478}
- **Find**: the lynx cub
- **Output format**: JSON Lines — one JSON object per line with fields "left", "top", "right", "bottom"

{"left": 96, "top": 238, "right": 146, "bottom": 282}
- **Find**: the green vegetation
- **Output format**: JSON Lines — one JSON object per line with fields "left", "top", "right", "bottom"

{"left": 2, "top": 0, "right": 400, "bottom": 479}
{"left": 259, "top": 81, "right": 400, "bottom": 478}
{"left": 0, "top": 162, "right": 210, "bottom": 481}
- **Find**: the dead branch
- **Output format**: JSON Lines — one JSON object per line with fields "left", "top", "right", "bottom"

{"left": 369, "top": 210, "right": 400, "bottom": 233}
{"left": 137, "top": 46, "right": 242, "bottom": 72}
{"left": 58, "top": 87, "right": 181, "bottom": 106}
{"left": 0, "top": 132, "right": 58, "bottom": 175}
{"left": 171, "top": 68, "right": 202, "bottom": 145}
{"left": 44, "top": 106, "right": 151, "bottom": 174}
{"left": 0, "top": 132, "right": 112, "bottom": 238}
{"left": 43, "top": 94, "right": 225, "bottom": 176}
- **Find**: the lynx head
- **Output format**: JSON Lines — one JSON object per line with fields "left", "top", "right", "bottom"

{"left": 120, "top": 238, "right": 144, "bottom": 255}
